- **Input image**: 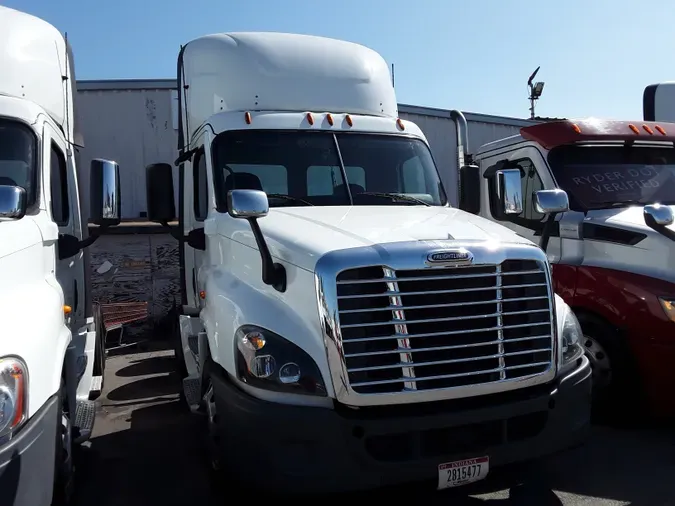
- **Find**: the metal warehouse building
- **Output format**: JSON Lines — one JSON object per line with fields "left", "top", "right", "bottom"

{"left": 75, "top": 79, "right": 534, "bottom": 219}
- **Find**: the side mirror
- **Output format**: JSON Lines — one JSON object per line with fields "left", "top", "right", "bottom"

{"left": 497, "top": 169, "right": 523, "bottom": 215}
{"left": 0, "top": 185, "right": 27, "bottom": 221}
{"left": 227, "top": 189, "right": 285, "bottom": 292}
{"left": 534, "top": 189, "right": 569, "bottom": 214}
{"left": 90, "top": 159, "right": 121, "bottom": 227}
{"left": 227, "top": 189, "right": 269, "bottom": 219}
{"left": 458, "top": 164, "right": 481, "bottom": 214}
{"left": 644, "top": 204, "right": 674, "bottom": 227}
{"left": 146, "top": 163, "right": 175, "bottom": 223}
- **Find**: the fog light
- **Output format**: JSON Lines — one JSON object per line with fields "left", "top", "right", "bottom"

{"left": 249, "top": 355, "right": 275, "bottom": 378}
{"left": 279, "top": 362, "right": 301, "bottom": 384}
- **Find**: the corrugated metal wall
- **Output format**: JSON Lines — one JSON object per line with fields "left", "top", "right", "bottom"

{"left": 76, "top": 82, "right": 532, "bottom": 217}
{"left": 77, "top": 88, "right": 179, "bottom": 219}
{"left": 399, "top": 109, "right": 532, "bottom": 205}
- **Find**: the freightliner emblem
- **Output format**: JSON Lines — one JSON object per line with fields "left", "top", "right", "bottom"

{"left": 426, "top": 249, "right": 474, "bottom": 266}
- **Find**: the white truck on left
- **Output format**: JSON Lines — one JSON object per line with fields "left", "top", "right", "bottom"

{"left": 0, "top": 6, "right": 122, "bottom": 505}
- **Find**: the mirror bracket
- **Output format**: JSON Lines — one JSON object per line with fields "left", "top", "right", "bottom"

{"left": 247, "top": 217, "right": 286, "bottom": 292}
{"left": 157, "top": 221, "right": 206, "bottom": 250}
{"left": 58, "top": 225, "right": 111, "bottom": 260}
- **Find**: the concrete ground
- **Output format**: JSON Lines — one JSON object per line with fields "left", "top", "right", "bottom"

{"left": 73, "top": 343, "right": 675, "bottom": 506}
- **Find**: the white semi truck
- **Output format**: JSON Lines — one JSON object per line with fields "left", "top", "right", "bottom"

{"left": 145, "top": 32, "right": 591, "bottom": 494}
{"left": 453, "top": 108, "right": 675, "bottom": 419}
{"left": 0, "top": 6, "right": 121, "bottom": 505}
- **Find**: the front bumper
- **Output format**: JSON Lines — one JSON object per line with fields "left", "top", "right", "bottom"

{"left": 0, "top": 394, "right": 58, "bottom": 506}
{"left": 211, "top": 356, "right": 592, "bottom": 494}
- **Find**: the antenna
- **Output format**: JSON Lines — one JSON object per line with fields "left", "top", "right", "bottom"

{"left": 391, "top": 63, "right": 395, "bottom": 88}
{"left": 527, "top": 66, "right": 545, "bottom": 119}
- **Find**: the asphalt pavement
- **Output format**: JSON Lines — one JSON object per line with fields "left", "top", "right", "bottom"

{"left": 72, "top": 342, "right": 675, "bottom": 506}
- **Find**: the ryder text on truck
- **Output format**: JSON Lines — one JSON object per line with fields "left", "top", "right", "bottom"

{"left": 145, "top": 32, "right": 591, "bottom": 494}
{"left": 0, "top": 6, "right": 122, "bottom": 505}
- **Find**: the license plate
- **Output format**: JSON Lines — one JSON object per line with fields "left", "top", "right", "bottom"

{"left": 437, "top": 456, "right": 489, "bottom": 490}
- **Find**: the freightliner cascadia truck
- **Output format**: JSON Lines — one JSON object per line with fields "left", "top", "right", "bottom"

{"left": 144, "top": 31, "right": 591, "bottom": 494}
{"left": 0, "top": 6, "right": 122, "bottom": 505}
{"left": 454, "top": 107, "right": 675, "bottom": 419}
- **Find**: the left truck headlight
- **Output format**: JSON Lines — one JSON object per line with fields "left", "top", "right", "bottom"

{"left": 559, "top": 306, "right": 584, "bottom": 371}
{"left": 0, "top": 357, "right": 27, "bottom": 440}
{"left": 235, "top": 325, "right": 327, "bottom": 397}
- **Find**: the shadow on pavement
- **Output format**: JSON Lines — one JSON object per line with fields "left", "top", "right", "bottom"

{"left": 115, "top": 355, "right": 177, "bottom": 378}
{"left": 542, "top": 424, "right": 675, "bottom": 505}
{"left": 73, "top": 400, "right": 216, "bottom": 506}
{"left": 106, "top": 374, "right": 178, "bottom": 401}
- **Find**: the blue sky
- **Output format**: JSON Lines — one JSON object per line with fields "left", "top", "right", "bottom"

{"left": 7, "top": 0, "right": 674, "bottom": 120}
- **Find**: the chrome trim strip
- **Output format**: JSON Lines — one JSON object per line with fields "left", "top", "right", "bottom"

{"left": 314, "top": 239, "right": 558, "bottom": 407}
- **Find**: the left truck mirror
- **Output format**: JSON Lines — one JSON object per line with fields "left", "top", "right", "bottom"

{"left": 0, "top": 185, "right": 27, "bottom": 221}
{"left": 90, "top": 159, "right": 121, "bottom": 227}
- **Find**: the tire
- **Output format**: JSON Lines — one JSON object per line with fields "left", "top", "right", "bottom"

{"left": 92, "top": 304, "right": 106, "bottom": 386}
{"left": 51, "top": 380, "right": 74, "bottom": 506}
{"left": 576, "top": 312, "right": 643, "bottom": 422}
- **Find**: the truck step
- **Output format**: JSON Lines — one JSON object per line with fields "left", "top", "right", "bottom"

{"left": 89, "top": 375, "right": 103, "bottom": 401}
{"left": 73, "top": 400, "right": 97, "bottom": 444}
{"left": 182, "top": 376, "right": 202, "bottom": 412}
{"left": 187, "top": 334, "right": 199, "bottom": 356}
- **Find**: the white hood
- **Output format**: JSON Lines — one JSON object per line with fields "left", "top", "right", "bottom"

{"left": 225, "top": 206, "right": 534, "bottom": 271}
{"left": 592, "top": 204, "right": 675, "bottom": 234}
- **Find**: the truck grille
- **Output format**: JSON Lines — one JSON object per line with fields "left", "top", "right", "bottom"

{"left": 335, "top": 260, "right": 554, "bottom": 395}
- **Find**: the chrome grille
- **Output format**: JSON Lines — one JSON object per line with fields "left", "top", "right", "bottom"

{"left": 335, "top": 260, "right": 554, "bottom": 395}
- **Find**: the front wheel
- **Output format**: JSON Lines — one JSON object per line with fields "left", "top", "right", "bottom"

{"left": 577, "top": 313, "right": 643, "bottom": 421}
{"left": 51, "top": 380, "right": 74, "bottom": 505}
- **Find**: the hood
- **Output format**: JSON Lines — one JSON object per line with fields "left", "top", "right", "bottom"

{"left": 586, "top": 204, "right": 675, "bottom": 235}
{"left": 225, "top": 205, "right": 534, "bottom": 271}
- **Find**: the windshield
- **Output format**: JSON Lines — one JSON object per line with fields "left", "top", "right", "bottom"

{"left": 0, "top": 119, "right": 37, "bottom": 206}
{"left": 211, "top": 130, "right": 448, "bottom": 208}
{"left": 548, "top": 145, "right": 675, "bottom": 211}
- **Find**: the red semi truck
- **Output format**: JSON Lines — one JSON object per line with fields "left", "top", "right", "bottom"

{"left": 454, "top": 110, "right": 675, "bottom": 418}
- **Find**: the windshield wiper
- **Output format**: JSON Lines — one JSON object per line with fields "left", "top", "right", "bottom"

{"left": 357, "top": 192, "right": 431, "bottom": 206}
{"left": 266, "top": 193, "right": 314, "bottom": 206}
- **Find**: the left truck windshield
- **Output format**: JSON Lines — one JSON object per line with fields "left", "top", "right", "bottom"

{"left": 548, "top": 144, "right": 675, "bottom": 210}
{"left": 0, "top": 119, "right": 37, "bottom": 206}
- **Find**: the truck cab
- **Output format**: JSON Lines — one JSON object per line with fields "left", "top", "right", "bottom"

{"left": 458, "top": 116, "right": 675, "bottom": 417}
{"left": 146, "top": 32, "right": 591, "bottom": 494}
{"left": 0, "top": 6, "right": 121, "bottom": 505}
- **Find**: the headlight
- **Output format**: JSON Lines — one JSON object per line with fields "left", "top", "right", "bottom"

{"left": 235, "top": 325, "right": 327, "bottom": 396}
{"left": 560, "top": 307, "right": 584, "bottom": 369}
{"left": 659, "top": 298, "right": 675, "bottom": 322}
{"left": 0, "top": 357, "right": 27, "bottom": 440}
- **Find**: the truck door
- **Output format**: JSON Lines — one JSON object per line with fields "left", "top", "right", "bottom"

{"left": 182, "top": 141, "right": 209, "bottom": 309}
{"left": 480, "top": 148, "right": 562, "bottom": 260}
{"left": 45, "top": 123, "right": 85, "bottom": 326}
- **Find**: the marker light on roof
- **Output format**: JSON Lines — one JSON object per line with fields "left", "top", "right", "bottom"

{"left": 244, "top": 112, "right": 252, "bottom": 124}
{"left": 306, "top": 112, "right": 314, "bottom": 125}
{"left": 520, "top": 119, "right": 675, "bottom": 149}
{"left": 396, "top": 118, "right": 405, "bottom": 130}
{"left": 345, "top": 114, "right": 353, "bottom": 127}
{"left": 643, "top": 125, "right": 654, "bottom": 135}
{"left": 326, "top": 113, "right": 334, "bottom": 126}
